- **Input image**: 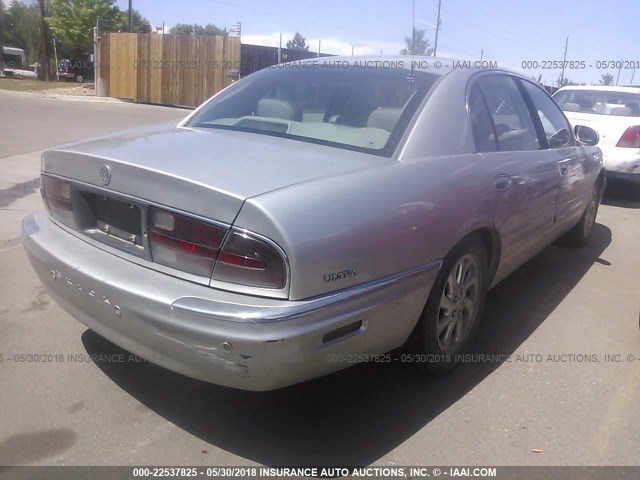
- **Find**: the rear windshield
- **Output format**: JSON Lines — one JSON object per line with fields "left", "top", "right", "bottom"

{"left": 554, "top": 89, "right": 640, "bottom": 117}
{"left": 185, "top": 66, "right": 441, "bottom": 156}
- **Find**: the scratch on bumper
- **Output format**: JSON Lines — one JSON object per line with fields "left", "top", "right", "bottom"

{"left": 22, "top": 211, "right": 441, "bottom": 390}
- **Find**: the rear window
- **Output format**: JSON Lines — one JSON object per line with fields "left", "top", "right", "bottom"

{"left": 3, "top": 53, "right": 26, "bottom": 70}
{"left": 554, "top": 89, "right": 640, "bottom": 117}
{"left": 185, "top": 66, "right": 441, "bottom": 156}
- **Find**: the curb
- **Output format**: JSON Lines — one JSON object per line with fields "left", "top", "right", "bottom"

{"left": 0, "top": 89, "right": 193, "bottom": 109}
{"left": 39, "top": 93, "right": 127, "bottom": 103}
{"left": 0, "top": 88, "right": 121, "bottom": 103}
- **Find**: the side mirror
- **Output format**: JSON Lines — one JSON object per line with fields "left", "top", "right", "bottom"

{"left": 574, "top": 125, "right": 599, "bottom": 146}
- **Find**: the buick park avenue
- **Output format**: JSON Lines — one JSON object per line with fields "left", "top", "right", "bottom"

{"left": 22, "top": 57, "right": 604, "bottom": 390}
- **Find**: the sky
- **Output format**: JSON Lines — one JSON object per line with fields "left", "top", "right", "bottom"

{"left": 115, "top": 0, "right": 640, "bottom": 86}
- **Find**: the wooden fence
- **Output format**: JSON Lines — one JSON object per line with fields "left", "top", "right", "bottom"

{"left": 97, "top": 33, "right": 240, "bottom": 107}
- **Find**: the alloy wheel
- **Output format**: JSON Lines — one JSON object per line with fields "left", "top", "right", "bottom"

{"left": 436, "top": 253, "right": 481, "bottom": 353}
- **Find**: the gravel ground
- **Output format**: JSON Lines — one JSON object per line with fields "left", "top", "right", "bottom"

{"left": 38, "top": 84, "right": 96, "bottom": 96}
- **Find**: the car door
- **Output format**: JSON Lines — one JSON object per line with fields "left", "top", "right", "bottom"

{"left": 468, "top": 74, "right": 561, "bottom": 284}
{"left": 518, "top": 79, "right": 589, "bottom": 230}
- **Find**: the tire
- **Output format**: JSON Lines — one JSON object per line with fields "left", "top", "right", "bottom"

{"left": 418, "top": 235, "right": 489, "bottom": 374}
{"left": 561, "top": 179, "right": 603, "bottom": 248}
{"left": 74, "top": 74, "right": 84, "bottom": 83}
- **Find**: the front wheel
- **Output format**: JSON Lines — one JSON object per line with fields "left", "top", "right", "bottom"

{"left": 419, "top": 235, "right": 489, "bottom": 374}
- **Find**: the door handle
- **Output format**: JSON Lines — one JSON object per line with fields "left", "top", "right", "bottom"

{"left": 495, "top": 175, "right": 512, "bottom": 191}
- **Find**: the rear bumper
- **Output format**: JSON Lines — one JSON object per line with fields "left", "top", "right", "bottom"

{"left": 606, "top": 170, "right": 640, "bottom": 184}
{"left": 603, "top": 148, "right": 640, "bottom": 184}
{"left": 22, "top": 211, "right": 439, "bottom": 391}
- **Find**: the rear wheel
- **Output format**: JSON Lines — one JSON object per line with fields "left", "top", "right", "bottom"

{"left": 74, "top": 73, "right": 84, "bottom": 83}
{"left": 562, "top": 179, "right": 603, "bottom": 248}
{"left": 419, "top": 235, "right": 489, "bottom": 374}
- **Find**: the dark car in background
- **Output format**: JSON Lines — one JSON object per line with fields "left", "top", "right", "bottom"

{"left": 58, "top": 57, "right": 94, "bottom": 83}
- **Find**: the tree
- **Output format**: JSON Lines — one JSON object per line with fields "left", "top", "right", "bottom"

{"left": 47, "top": 0, "right": 121, "bottom": 55}
{"left": 286, "top": 31, "right": 309, "bottom": 52}
{"left": 169, "top": 23, "right": 226, "bottom": 35}
{"left": 599, "top": 73, "right": 614, "bottom": 86}
{"left": 119, "top": 8, "right": 151, "bottom": 33}
{"left": 557, "top": 76, "right": 576, "bottom": 87}
{"left": 0, "top": 1, "right": 42, "bottom": 64}
{"left": 400, "top": 28, "right": 433, "bottom": 56}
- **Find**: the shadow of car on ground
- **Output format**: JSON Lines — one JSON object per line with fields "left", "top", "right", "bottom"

{"left": 603, "top": 180, "right": 640, "bottom": 208}
{"left": 81, "top": 223, "right": 612, "bottom": 466}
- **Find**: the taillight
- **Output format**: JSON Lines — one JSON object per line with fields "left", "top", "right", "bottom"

{"left": 213, "top": 230, "right": 286, "bottom": 289}
{"left": 149, "top": 208, "right": 286, "bottom": 289}
{"left": 42, "top": 175, "right": 74, "bottom": 225}
{"left": 148, "top": 207, "right": 226, "bottom": 277}
{"left": 616, "top": 126, "right": 640, "bottom": 148}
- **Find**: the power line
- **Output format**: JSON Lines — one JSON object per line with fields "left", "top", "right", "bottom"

{"left": 433, "top": 0, "right": 441, "bottom": 56}
{"left": 206, "top": 0, "right": 381, "bottom": 38}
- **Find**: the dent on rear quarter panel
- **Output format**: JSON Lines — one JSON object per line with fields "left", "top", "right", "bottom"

{"left": 231, "top": 70, "right": 491, "bottom": 300}
{"left": 234, "top": 151, "right": 492, "bottom": 301}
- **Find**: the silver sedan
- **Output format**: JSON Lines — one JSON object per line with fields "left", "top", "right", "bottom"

{"left": 22, "top": 57, "right": 604, "bottom": 391}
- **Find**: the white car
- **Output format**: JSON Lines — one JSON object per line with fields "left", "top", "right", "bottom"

{"left": 553, "top": 86, "right": 640, "bottom": 187}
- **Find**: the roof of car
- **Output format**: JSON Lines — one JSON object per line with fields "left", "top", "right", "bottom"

{"left": 555, "top": 85, "right": 640, "bottom": 94}
{"left": 2, "top": 46, "right": 26, "bottom": 55}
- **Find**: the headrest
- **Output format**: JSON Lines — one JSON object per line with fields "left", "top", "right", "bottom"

{"left": 562, "top": 102, "right": 581, "bottom": 112}
{"left": 367, "top": 107, "right": 402, "bottom": 132}
{"left": 257, "top": 98, "right": 301, "bottom": 121}
{"left": 610, "top": 106, "right": 632, "bottom": 116}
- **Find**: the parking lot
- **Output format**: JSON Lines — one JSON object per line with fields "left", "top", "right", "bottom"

{"left": 0, "top": 90, "right": 639, "bottom": 467}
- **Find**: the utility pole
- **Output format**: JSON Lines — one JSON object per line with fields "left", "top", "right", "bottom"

{"left": 616, "top": 60, "right": 623, "bottom": 85}
{"left": 559, "top": 35, "right": 568, "bottom": 87}
{"left": 237, "top": 21, "right": 241, "bottom": 78}
{"left": 278, "top": 32, "right": 282, "bottom": 63}
{"left": 37, "top": 0, "right": 51, "bottom": 81}
{"left": 0, "top": 0, "right": 4, "bottom": 74}
{"left": 317, "top": 39, "right": 321, "bottom": 58}
{"left": 411, "top": 0, "right": 415, "bottom": 54}
{"left": 94, "top": 17, "right": 100, "bottom": 95}
{"left": 53, "top": 38, "right": 59, "bottom": 81}
{"left": 433, "top": 0, "right": 442, "bottom": 57}
{"left": 128, "top": 0, "right": 133, "bottom": 32}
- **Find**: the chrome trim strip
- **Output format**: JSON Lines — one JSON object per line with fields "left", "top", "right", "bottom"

{"left": 172, "top": 259, "right": 442, "bottom": 323}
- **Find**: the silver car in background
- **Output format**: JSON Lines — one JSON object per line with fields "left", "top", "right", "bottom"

{"left": 22, "top": 57, "right": 604, "bottom": 391}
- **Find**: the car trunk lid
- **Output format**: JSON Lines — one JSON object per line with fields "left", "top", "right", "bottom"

{"left": 42, "top": 125, "right": 389, "bottom": 224}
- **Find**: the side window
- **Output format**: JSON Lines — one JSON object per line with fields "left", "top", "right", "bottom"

{"left": 468, "top": 84, "right": 498, "bottom": 152}
{"left": 521, "top": 80, "right": 573, "bottom": 149}
{"left": 477, "top": 75, "right": 540, "bottom": 152}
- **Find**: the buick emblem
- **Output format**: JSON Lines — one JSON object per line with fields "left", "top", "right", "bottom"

{"left": 99, "top": 165, "right": 111, "bottom": 185}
